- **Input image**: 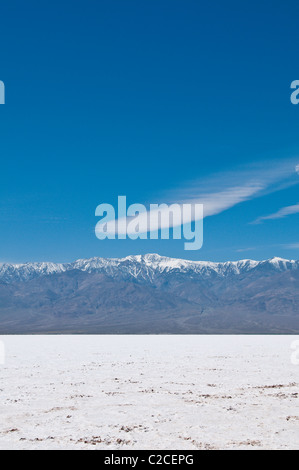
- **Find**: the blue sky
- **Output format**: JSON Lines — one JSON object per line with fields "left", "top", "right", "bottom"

{"left": 0, "top": 0, "right": 299, "bottom": 263}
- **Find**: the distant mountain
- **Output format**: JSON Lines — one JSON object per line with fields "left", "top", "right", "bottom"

{"left": 1, "top": 254, "right": 298, "bottom": 283}
{"left": 0, "top": 254, "right": 298, "bottom": 333}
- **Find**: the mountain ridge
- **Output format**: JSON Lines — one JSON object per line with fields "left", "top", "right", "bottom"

{"left": 0, "top": 253, "right": 298, "bottom": 333}
{"left": 0, "top": 254, "right": 298, "bottom": 284}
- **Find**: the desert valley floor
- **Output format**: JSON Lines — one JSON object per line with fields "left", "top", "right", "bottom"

{"left": 0, "top": 335, "right": 298, "bottom": 450}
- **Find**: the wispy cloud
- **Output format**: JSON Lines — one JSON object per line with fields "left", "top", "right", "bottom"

{"left": 158, "top": 159, "right": 299, "bottom": 221}
{"left": 283, "top": 242, "right": 299, "bottom": 250}
{"left": 236, "top": 242, "right": 299, "bottom": 253}
{"left": 97, "top": 159, "right": 299, "bottom": 235}
{"left": 235, "top": 247, "right": 258, "bottom": 253}
{"left": 252, "top": 203, "right": 299, "bottom": 225}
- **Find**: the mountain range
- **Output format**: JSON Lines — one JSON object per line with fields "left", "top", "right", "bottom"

{"left": 0, "top": 254, "right": 298, "bottom": 333}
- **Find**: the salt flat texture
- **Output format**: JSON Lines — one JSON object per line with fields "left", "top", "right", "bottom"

{"left": 0, "top": 335, "right": 298, "bottom": 450}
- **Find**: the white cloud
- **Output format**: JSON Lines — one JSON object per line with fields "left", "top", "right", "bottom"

{"left": 99, "top": 159, "right": 299, "bottom": 236}
{"left": 283, "top": 242, "right": 299, "bottom": 250}
{"left": 252, "top": 203, "right": 299, "bottom": 225}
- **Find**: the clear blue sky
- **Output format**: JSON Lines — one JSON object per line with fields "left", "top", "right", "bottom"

{"left": 0, "top": 0, "right": 299, "bottom": 263}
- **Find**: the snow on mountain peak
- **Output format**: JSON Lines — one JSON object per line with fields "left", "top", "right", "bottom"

{"left": 0, "top": 254, "right": 297, "bottom": 284}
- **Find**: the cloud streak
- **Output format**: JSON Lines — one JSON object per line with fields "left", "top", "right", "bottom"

{"left": 252, "top": 203, "right": 299, "bottom": 224}
{"left": 282, "top": 242, "right": 299, "bottom": 250}
{"left": 97, "top": 159, "right": 299, "bottom": 235}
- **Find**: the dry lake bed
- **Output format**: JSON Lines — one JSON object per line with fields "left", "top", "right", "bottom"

{"left": 0, "top": 335, "right": 298, "bottom": 450}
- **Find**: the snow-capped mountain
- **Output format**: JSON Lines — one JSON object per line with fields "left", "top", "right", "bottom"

{"left": 0, "top": 254, "right": 298, "bottom": 284}
{"left": 0, "top": 254, "right": 298, "bottom": 334}
{"left": 0, "top": 261, "right": 67, "bottom": 283}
